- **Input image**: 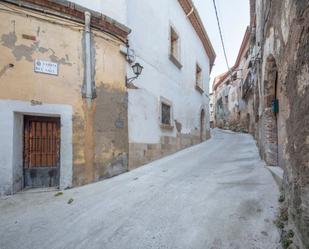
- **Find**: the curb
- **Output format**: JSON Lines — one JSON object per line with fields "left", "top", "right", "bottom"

{"left": 267, "top": 166, "right": 284, "bottom": 188}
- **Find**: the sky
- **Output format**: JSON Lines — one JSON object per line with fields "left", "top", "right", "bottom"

{"left": 192, "top": 0, "right": 250, "bottom": 92}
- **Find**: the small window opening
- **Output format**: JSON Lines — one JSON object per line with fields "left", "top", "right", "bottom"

{"left": 196, "top": 64, "right": 202, "bottom": 88}
{"left": 170, "top": 27, "right": 180, "bottom": 61}
{"left": 161, "top": 103, "right": 171, "bottom": 125}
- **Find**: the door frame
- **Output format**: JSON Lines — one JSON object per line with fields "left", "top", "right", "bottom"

{"left": 200, "top": 109, "right": 205, "bottom": 142}
{"left": 23, "top": 115, "right": 61, "bottom": 188}
{"left": 0, "top": 100, "right": 73, "bottom": 195}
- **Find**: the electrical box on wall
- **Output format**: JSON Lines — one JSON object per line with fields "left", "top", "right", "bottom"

{"left": 272, "top": 99, "right": 279, "bottom": 113}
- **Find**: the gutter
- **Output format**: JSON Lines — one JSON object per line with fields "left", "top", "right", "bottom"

{"left": 84, "top": 11, "right": 93, "bottom": 101}
{"left": 1, "top": 0, "right": 131, "bottom": 42}
{"left": 177, "top": 0, "right": 216, "bottom": 70}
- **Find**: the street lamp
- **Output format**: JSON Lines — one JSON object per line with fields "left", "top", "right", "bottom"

{"left": 126, "top": 62, "right": 143, "bottom": 85}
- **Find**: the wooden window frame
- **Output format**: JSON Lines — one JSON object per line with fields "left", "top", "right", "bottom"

{"left": 159, "top": 97, "right": 174, "bottom": 130}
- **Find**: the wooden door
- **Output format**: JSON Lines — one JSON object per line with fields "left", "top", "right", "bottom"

{"left": 23, "top": 116, "right": 60, "bottom": 188}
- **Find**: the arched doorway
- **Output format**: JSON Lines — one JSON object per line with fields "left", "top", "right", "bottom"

{"left": 200, "top": 109, "right": 205, "bottom": 142}
{"left": 263, "top": 55, "right": 279, "bottom": 166}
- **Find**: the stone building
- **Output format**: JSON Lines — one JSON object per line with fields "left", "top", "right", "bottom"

{"left": 213, "top": 0, "right": 309, "bottom": 246}
{"left": 213, "top": 27, "right": 254, "bottom": 133}
{"left": 0, "top": 0, "right": 215, "bottom": 195}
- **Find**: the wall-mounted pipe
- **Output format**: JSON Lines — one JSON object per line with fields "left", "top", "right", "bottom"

{"left": 186, "top": 7, "right": 194, "bottom": 17}
{"left": 84, "top": 11, "right": 93, "bottom": 100}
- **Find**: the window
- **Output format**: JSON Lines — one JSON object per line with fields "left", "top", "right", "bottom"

{"left": 196, "top": 64, "right": 202, "bottom": 88}
{"left": 161, "top": 103, "right": 171, "bottom": 125}
{"left": 169, "top": 26, "right": 182, "bottom": 69}
{"left": 231, "top": 72, "right": 237, "bottom": 81}
{"left": 160, "top": 97, "right": 173, "bottom": 130}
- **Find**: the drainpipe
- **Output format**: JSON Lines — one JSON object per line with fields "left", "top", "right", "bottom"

{"left": 84, "top": 11, "right": 92, "bottom": 103}
{"left": 186, "top": 7, "right": 194, "bottom": 17}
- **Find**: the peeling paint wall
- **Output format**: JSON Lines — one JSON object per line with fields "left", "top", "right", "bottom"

{"left": 0, "top": 3, "right": 128, "bottom": 192}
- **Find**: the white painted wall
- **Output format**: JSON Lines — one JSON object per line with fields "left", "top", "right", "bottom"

{"left": 0, "top": 100, "right": 73, "bottom": 195}
{"left": 127, "top": 0, "right": 211, "bottom": 144}
{"left": 70, "top": 0, "right": 127, "bottom": 25}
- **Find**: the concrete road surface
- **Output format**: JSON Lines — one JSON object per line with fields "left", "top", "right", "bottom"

{"left": 0, "top": 129, "right": 281, "bottom": 249}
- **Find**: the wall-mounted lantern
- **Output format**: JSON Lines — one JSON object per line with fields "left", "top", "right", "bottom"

{"left": 126, "top": 62, "right": 144, "bottom": 86}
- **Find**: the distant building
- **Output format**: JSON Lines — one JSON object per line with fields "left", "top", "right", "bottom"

{"left": 212, "top": 27, "right": 253, "bottom": 133}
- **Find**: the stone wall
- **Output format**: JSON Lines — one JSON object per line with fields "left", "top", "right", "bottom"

{"left": 214, "top": 0, "right": 309, "bottom": 244}
{"left": 129, "top": 131, "right": 202, "bottom": 169}
{"left": 282, "top": 2, "right": 309, "bottom": 246}
{"left": 252, "top": 0, "right": 309, "bottom": 246}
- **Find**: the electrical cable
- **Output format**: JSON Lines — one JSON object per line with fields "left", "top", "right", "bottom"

{"left": 212, "top": 0, "right": 231, "bottom": 72}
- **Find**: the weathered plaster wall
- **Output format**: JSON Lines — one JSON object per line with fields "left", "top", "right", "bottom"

{"left": 126, "top": 0, "right": 211, "bottom": 168}
{"left": 0, "top": 3, "right": 128, "bottom": 192}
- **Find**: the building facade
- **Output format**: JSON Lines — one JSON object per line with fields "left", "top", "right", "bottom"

{"left": 0, "top": 0, "right": 130, "bottom": 195}
{"left": 213, "top": 27, "right": 255, "bottom": 133}
{"left": 0, "top": 0, "right": 215, "bottom": 195}
{"left": 126, "top": 0, "right": 216, "bottom": 168}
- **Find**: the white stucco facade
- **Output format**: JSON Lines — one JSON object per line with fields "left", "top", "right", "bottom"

{"left": 127, "top": 0, "right": 212, "bottom": 145}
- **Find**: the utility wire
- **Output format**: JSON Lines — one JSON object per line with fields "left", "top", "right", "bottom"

{"left": 212, "top": 0, "right": 230, "bottom": 72}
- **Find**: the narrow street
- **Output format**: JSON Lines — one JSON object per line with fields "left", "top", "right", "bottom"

{"left": 0, "top": 129, "right": 280, "bottom": 249}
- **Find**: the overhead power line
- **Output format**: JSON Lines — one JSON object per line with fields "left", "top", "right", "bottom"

{"left": 212, "top": 0, "right": 230, "bottom": 72}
